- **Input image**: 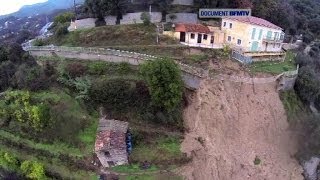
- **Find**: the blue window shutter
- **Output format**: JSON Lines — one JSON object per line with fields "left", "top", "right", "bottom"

{"left": 267, "top": 31, "right": 272, "bottom": 40}
{"left": 251, "top": 28, "right": 256, "bottom": 40}
{"left": 258, "top": 29, "right": 263, "bottom": 40}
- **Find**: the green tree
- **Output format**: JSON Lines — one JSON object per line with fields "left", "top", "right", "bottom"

{"left": 21, "top": 161, "right": 46, "bottom": 180}
{"left": 0, "top": 151, "right": 19, "bottom": 171}
{"left": 141, "top": 12, "right": 151, "bottom": 26}
{"left": 151, "top": 0, "right": 173, "bottom": 21}
{"left": 54, "top": 23, "right": 69, "bottom": 37}
{"left": 140, "top": 58, "right": 183, "bottom": 111}
{"left": 54, "top": 12, "right": 75, "bottom": 25}
{"left": 85, "top": 0, "right": 129, "bottom": 24}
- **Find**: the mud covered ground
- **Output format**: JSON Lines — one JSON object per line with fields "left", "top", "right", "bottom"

{"left": 178, "top": 79, "right": 303, "bottom": 180}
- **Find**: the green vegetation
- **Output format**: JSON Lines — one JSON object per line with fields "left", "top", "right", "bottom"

{"left": 131, "top": 137, "right": 185, "bottom": 164}
{"left": 0, "top": 40, "right": 186, "bottom": 177}
{"left": 48, "top": 24, "right": 177, "bottom": 47}
{"left": 254, "top": 156, "right": 261, "bottom": 165}
{"left": 140, "top": 58, "right": 183, "bottom": 112}
{"left": 280, "top": 90, "right": 307, "bottom": 123}
{"left": 112, "top": 164, "right": 158, "bottom": 173}
{"left": 249, "top": 51, "right": 296, "bottom": 75}
{"left": 141, "top": 12, "right": 151, "bottom": 26}
{"left": 0, "top": 150, "right": 46, "bottom": 179}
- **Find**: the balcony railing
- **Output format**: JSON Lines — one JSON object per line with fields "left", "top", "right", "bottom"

{"left": 262, "top": 36, "right": 284, "bottom": 43}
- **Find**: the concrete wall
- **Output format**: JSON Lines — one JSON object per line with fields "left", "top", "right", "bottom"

{"left": 172, "top": 0, "right": 194, "bottom": 5}
{"left": 182, "top": 72, "right": 202, "bottom": 90}
{"left": 166, "top": 13, "right": 198, "bottom": 24}
{"left": 105, "top": 12, "right": 162, "bottom": 25}
{"left": 68, "top": 18, "right": 97, "bottom": 31}
{"left": 278, "top": 76, "right": 297, "bottom": 91}
{"left": 29, "top": 50, "right": 143, "bottom": 65}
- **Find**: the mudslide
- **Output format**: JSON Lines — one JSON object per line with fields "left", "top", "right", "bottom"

{"left": 179, "top": 79, "right": 303, "bottom": 180}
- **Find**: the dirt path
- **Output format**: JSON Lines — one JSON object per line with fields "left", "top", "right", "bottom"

{"left": 178, "top": 79, "right": 303, "bottom": 180}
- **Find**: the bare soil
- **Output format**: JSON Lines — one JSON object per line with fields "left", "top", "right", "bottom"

{"left": 178, "top": 79, "right": 303, "bottom": 180}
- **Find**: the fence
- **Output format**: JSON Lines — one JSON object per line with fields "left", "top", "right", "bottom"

{"left": 231, "top": 50, "right": 252, "bottom": 64}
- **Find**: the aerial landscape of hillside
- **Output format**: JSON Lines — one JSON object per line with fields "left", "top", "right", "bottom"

{"left": 1, "top": 0, "right": 320, "bottom": 180}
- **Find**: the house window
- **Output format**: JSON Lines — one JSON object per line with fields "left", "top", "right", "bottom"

{"left": 203, "top": 34, "right": 208, "bottom": 40}
{"left": 227, "top": 36, "right": 231, "bottom": 42}
{"left": 229, "top": 23, "right": 233, "bottom": 28}
{"left": 278, "top": 44, "right": 281, "bottom": 48}
{"left": 223, "top": 22, "right": 226, "bottom": 27}
{"left": 104, "top": 151, "right": 111, "bottom": 157}
{"left": 237, "top": 39, "right": 242, "bottom": 45}
{"left": 107, "top": 161, "right": 115, "bottom": 166}
{"left": 251, "top": 28, "right": 256, "bottom": 40}
{"left": 210, "top": 36, "right": 214, "bottom": 44}
{"left": 191, "top": 33, "right": 195, "bottom": 39}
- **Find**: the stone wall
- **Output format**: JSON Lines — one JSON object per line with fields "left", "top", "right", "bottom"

{"left": 105, "top": 12, "right": 162, "bottom": 25}
{"left": 166, "top": 13, "right": 198, "bottom": 24}
{"left": 172, "top": 0, "right": 194, "bottom": 5}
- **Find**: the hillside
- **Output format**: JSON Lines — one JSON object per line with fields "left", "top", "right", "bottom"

{"left": 0, "top": 0, "right": 84, "bottom": 19}
{"left": 179, "top": 79, "right": 303, "bottom": 179}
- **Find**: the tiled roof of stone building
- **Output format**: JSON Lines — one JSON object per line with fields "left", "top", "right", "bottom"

{"left": 224, "top": 16, "right": 283, "bottom": 30}
{"left": 95, "top": 119, "right": 129, "bottom": 152}
{"left": 175, "top": 23, "right": 210, "bottom": 33}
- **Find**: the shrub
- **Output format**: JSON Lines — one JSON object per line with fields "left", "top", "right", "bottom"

{"left": 66, "top": 62, "right": 87, "bottom": 78}
{"left": 21, "top": 161, "right": 46, "bottom": 180}
{"left": 32, "top": 39, "right": 46, "bottom": 46}
{"left": 89, "top": 78, "right": 136, "bottom": 111}
{"left": 73, "top": 76, "right": 92, "bottom": 100}
{"left": 54, "top": 23, "right": 69, "bottom": 37}
{"left": 88, "top": 62, "right": 107, "bottom": 75}
{"left": 254, "top": 156, "right": 261, "bottom": 165}
{"left": 117, "top": 62, "right": 131, "bottom": 74}
{"left": 141, "top": 12, "right": 151, "bottom": 26}
{"left": 1, "top": 91, "right": 50, "bottom": 132}
{"left": 0, "top": 151, "right": 19, "bottom": 171}
{"left": 140, "top": 58, "right": 183, "bottom": 112}
{"left": 54, "top": 12, "right": 75, "bottom": 25}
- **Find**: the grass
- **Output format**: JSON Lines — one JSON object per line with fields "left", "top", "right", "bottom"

{"left": 120, "top": 174, "right": 183, "bottom": 180}
{"left": 0, "top": 144, "right": 95, "bottom": 180}
{"left": 249, "top": 51, "right": 296, "bottom": 75}
{"left": 130, "top": 137, "right": 186, "bottom": 164}
{"left": 49, "top": 24, "right": 178, "bottom": 47}
{"left": 0, "top": 130, "right": 82, "bottom": 157}
{"left": 280, "top": 90, "right": 307, "bottom": 124}
{"left": 112, "top": 164, "right": 158, "bottom": 173}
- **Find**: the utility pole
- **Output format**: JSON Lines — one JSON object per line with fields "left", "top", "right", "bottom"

{"left": 74, "top": 0, "right": 77, "bottom": 20}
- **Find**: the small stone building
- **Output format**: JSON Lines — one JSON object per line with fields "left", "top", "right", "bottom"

{"left": 95, "top": 118, "right": 129, "bottom": 168}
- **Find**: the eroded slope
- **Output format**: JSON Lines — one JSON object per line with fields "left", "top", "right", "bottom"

{"left": 179, "top": 79, "right": 303, "bottom": 180}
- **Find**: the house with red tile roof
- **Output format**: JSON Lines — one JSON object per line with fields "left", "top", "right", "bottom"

{"left": 163, "top": 23, "right": 225, "bottom": 48}
{"left": 95, "top": 118, "right": 129, "bottom": 168}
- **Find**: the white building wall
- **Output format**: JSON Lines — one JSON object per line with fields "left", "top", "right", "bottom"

{"left": 248, "top": 24, "right": 284, "bottom": 52}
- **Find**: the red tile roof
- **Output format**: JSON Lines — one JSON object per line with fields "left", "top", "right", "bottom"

{"left": 95, "top": 119, "right": 128, "bottom": 152}
{"left": 175, "top": 23, "right": 210, "bottom": 33}
{"left": 224, "top": 16, "right": 282, "bottom": 30}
